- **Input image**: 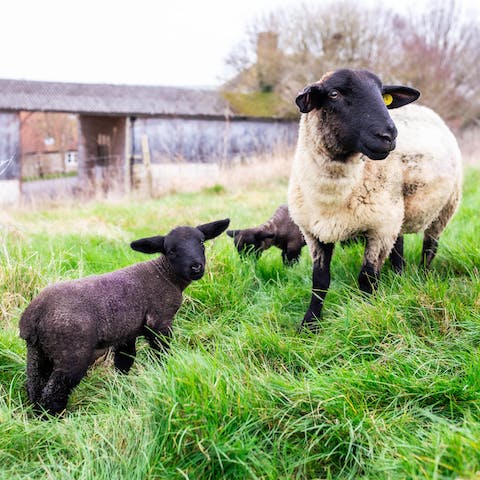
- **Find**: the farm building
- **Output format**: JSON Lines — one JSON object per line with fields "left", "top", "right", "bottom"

{"left": 20, "top": 111, "right": 78, "bottom": 179}
{"left": 0, "top": 79, "right": 297, "bottom": 205}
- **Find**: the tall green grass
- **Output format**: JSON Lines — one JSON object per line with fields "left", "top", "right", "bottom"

{"left": 1, "top": 171, "right": 480, "bottom": 479}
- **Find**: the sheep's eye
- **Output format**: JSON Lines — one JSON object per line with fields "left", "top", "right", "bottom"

{"left": 328, "top": 90, "right": 339, "bottom": 99}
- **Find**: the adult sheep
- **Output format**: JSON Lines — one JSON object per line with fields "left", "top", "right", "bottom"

{"left": 288, "top": 69, "right": 462, "bottom": 331}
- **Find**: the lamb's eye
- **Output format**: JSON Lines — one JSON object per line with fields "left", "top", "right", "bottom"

{"left": 328, "top": 90, "right": 339, "bottom": 99}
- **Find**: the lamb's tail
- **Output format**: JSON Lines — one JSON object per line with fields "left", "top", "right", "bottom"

{"left": 19, "top": 300, "right": 42, "bottom": 345}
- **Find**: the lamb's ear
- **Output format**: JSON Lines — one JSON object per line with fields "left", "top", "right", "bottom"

{"left": 197, "top": 218, "right": 230, "bottom": 240}
{"left": 226, "top": 229, "right": 240, "bottom": 238}
{"left": 130, "top": 235, "right": 166, "bottom": 254}
{"left": 381, "top": 85, "right": 420, "bottom": 109}
{"left": 257, "top": 231, "right": 275, "bottom": 240}
{"left": 295, "top": 84, "right": 325, "bottom": 113}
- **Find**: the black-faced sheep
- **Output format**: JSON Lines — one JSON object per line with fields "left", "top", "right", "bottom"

{"left": 19, "top": 218, "right": 230, "bottom": 415}
{"left": 227, "top": 204, "right": 306, "bottom": 264}
{"left": 288, "top": 69, "right": 462, "bottom": 330}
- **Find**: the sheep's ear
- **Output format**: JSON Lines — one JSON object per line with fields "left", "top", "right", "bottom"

{"left": 256, "top": 231, "right": 275, "bottom": 240}
{"left": 295, "top": 84, "right": 325, "bottom": 113}
{"left": 197, "top": 218, "right": 230, "bottom": 240}
{"left": 381, "top": 85, "right": 420, "bottom": 109}
{"left": 130, "top": 236, "right": 166, "bottom": 254}
{"left": 226, "top": 229, "right": 240, "bottom": 238}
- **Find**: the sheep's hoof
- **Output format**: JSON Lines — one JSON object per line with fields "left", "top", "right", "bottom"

{"left": 298, "top": 317, "right": 321, "bottom": 333}
{"left": 358, "top": 277, "right": 376, "bottom": 295}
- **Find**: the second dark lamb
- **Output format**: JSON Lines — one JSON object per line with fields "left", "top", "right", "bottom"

{"left": 227, "top": 204, "right": 305, "bottom": 265}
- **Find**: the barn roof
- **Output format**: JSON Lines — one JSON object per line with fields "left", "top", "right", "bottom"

{"left": 0, "top": 78, "right": 232, "bottom": 117}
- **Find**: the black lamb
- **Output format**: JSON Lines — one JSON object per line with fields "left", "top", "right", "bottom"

{"left": 227, "top": 204, "right": 306, "bottom": 265}
{"left": 19, "top": 218, "right": 229, "bottom": 415}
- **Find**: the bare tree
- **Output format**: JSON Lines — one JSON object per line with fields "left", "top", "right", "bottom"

{"left": 225, "top": 0, "right": 480, "bottom": 126}
{"left": 391, "top": 0, "right": 480, "bottom": 126}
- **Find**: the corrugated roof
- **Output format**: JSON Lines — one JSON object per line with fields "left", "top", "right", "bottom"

{"left": 0, "top": 79, "right": 231, "bottom": 117}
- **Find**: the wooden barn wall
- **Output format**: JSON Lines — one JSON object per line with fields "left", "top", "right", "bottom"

{"left": 133, "top": 117, "right": 298, "bottom": 164}
{"left": 0, "top": 112, "right": 20, "bottom": 180}
{"left": 77, "top": 115, "right": 126, "bottom": 194}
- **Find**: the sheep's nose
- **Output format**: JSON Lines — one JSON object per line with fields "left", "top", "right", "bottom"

{"left": 377, "top": 132, "right": 393, "bottom": 143}
{"left": 191, "top": 263, "right": 203, "bottom": 274}
{"left": 376, "top": 124, "right": 397, "bottom": 144}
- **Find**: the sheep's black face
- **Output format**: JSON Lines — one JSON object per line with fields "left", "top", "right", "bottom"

{"left": 227, "top": 228, "right": 275, "bottom": 258}
{"left": 296, "top": 69, "right": 420, "bottom": 161}
{"left": 131, "top": 219, "right": 230, "bottom": 283}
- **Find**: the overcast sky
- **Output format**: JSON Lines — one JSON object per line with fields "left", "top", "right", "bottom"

{"left": 1, "top": 0, "right": 478, "bottom": 88}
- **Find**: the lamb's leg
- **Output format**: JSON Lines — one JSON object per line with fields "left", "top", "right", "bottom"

{"left": 39, "top": 362, "right": 89, "bottom": 415}
{"left": 282, "top": 246, "right": 302, "bottom": 265}
{"left": 144, "top": 327, "right": 172, "bottom": 357}
{"left": 114, "top": 339, "right": 137, "bottom": 374}
{"left": 25, "top": 343, "right": 53, "bottom": 407}
{"left": 359, "top": 234, "right": 395, "bottom": 294}
{"left": 300, "top": 234, "right": 335, "bottom": 331}
{"left": 389, "top": 235, "right": 405, "bottom": 274}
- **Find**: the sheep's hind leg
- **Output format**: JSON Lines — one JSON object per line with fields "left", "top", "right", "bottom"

{"left": 39, "top": 362, "right": 89, "bottom": 415}
{"left": 114, "top": 339, "right": 137, "bottom": 374}
{"left": 421, "top": 234, "right": 439, "bottom": 270}
{"left": 300, "top": 235, "right": 335, "bottom": 331}
{"left": 389, "top": 236, "right": 405, "bottom": 274}
{"left": 25, "top": 343, "right": 53, "bottom": 408}
{"left": 421, "top": 196, "right": 459, "bottom": 269}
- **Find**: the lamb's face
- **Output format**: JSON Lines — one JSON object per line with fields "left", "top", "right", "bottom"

{"left": 130, "top": 218, "right": 229, "bottom": 283}
{"left": 163, "top": 227, "right": 207, "bottom": 281}
{"left": 226, "top": 228, "right": 275, "bottom": 258}
{"left": 296, "top": 69, "right": 420, "bottom": 161}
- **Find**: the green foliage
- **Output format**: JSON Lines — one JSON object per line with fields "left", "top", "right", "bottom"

{"left": 1, "top": 169, "right": 480, "bottom": 479}
{"left": 202, "top": 184, "right": 226, "bottom": 195}
{"left": 222, "top": 91, "right": 294, "bottom": 118}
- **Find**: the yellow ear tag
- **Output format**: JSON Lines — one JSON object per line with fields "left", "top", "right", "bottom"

{"left": 383, "top": 94, "right": 393, "bottom": 106}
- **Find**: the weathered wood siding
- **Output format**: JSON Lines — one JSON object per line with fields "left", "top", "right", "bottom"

{"left": 0, "top": 112, "right": 20, "bottom": 205}
{"left": 0, "top": 112, "right": 20, "bottom": 180}
{"left": 134, "top": 117, "right": 297, "bottom": 163}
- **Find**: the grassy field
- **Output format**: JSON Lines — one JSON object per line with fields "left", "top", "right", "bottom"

{"left": 1, "top": 169, "right": 480, "bottom": 479}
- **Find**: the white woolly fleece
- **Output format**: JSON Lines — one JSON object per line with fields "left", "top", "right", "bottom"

{"left": 288, "top": 104, "right": 462, "bottom": 256}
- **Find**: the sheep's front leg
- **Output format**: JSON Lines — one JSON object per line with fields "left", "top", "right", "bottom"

{"left": 114, "top": 339, "right": 137, "bottom": 374}
{"left": 359, "top": 234, "right": 395, "bottom": 294}
{"left": 389, "top": 235, "right": 405, "bottom": 274}
{"left": 300, "top": 234, "right": 335, "bottom": 331}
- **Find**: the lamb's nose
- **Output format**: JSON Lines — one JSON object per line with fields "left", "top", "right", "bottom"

{"left": 191, "top": 263, "right": 203, "bottom": 274}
